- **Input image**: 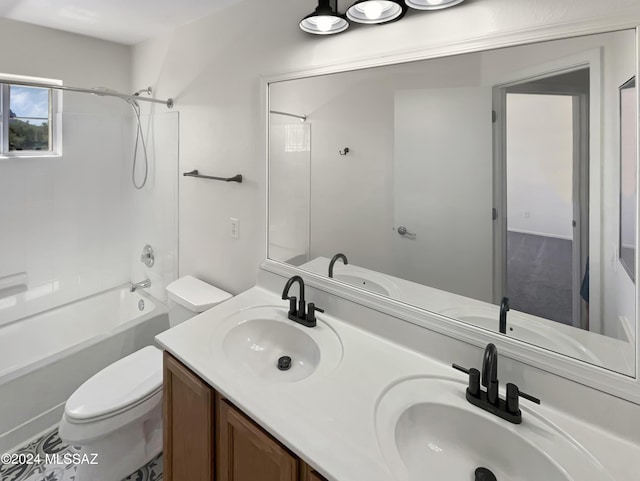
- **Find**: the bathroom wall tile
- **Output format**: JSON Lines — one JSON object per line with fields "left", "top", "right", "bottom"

{"left": 23, "top": 282, "right": 54, "bottom": 317}
{"left": 1, "top": 109, "right": 175, "bottom": 325}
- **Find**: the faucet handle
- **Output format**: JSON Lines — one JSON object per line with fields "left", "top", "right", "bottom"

{"left": 287, "top": 296, "right": 297, "bottom": 317}
{"left": 451, "top": 364, "right": 481, "bottom": 398}
{"left": 518, "top": 388, "right": 541, "bottom": 405}
{"left": 306, "top": 303, "right": 324, "bottom": 324}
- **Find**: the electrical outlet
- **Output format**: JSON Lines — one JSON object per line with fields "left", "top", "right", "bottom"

{"left": 230, "top": 218, "right": 239, "bottom": 239}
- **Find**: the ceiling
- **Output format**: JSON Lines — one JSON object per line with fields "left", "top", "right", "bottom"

{"left": 0, "top": 0, "right": 243, "bottom": 45}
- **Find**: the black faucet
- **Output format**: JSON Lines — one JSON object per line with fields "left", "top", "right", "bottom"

{"left": 482, "top": 343, "right": 499, "bottom": 405}
{"left": 499, "top": 296, "right": 510, "bottom": 334}
{"left": 453, "top": 343, "right": 540, "bottom": 424}
{"left": 281, "top": 276, "right": 324, "bottom": 328}
{"left": 328, "top": 253, "right": 348, "bottom": 278}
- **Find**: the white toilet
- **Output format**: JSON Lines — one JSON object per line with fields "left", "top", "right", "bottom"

{"left": 58, "top": 276, "right": 231, "bottom": 481}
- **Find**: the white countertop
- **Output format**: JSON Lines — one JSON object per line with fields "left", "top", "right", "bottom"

{"left": 156, "top": 285, "right": 640, "bottom": 481}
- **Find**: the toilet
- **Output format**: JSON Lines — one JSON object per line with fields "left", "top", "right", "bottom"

{"left": 58, "top": 276, "right": 231, "bottom": 481}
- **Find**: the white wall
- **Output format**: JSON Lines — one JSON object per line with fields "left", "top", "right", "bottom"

{"left": 132, "top": 0, "right": 640, "bottom": 296}
{"left": 507, "top": 94, "right": 574, "bottom": 239}
{"left": 0, "top": 19, "right": 133, "bottom": 325}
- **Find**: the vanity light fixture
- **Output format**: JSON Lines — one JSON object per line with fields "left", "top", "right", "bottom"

{"left": 299, "top": 0, "right": 350, "bottom": 35}
{"left": 300, "top": 0, "right": 465, "bottom": 35}
{"left": 346, "top": 0, "right": 406, "bottom": 24}
{"left": 404, "top": 0, "right": 465, "bottom": 10}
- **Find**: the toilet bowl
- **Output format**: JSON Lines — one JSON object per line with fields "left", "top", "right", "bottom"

{"left": 58, "top": 276, "right": 231, "bottom": 481}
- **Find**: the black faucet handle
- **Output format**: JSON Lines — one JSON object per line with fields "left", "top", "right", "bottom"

{"left": 452, "top": 363, "right": 470, "bottom": 374}
{"left": 507, "top": 382, "right": 540, "bottom": 414}
{"left": 468, "top": 368, "right": 480, "bottom": 397}
{"left": 306, "top": 303, "right": 324, "bottom": 324}
{"left": 287, "top": 296, "right": 297, "bottom": 317}
{"left": 452, "top": 364, "right": 481, "bottom": 398}
{"left": 518, "top": 389, "right": 541, "bottom": 405}
{"left": 506, "top": 383, "right": 520, "bottom": 414}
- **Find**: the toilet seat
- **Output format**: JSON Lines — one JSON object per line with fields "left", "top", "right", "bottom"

{"left": 65, "top": 346, "right": 162, "bottom": 423}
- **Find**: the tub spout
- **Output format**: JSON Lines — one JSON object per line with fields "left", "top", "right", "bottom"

{"left": 130, "top": 278, "right": 151, "bottom": 292}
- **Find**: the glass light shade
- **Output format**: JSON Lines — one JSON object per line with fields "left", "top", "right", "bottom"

{"left": 405, "top": 0, "right": 465, "bottom": 10}
{"left": 300, "top": 1, "right": 350, "bottom": 35}
{"left": 347, "top": 0, "right": 404, "bottom": 24}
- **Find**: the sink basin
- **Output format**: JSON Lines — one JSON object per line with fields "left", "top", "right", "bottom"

{"left": 210, "top": 306, "right": 343, "bottom": 383}
{"left": 440, "top": 306, "right": 599, "bottom": 363}
{"left": 333, "top": 274, "right": 391, "bottom": 296}
{"left": 375, "top": 377, "right": 613, "bottom": 481}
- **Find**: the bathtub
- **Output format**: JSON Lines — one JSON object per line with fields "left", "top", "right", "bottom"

{"left": 0, "top": 285, "right": 169, "bottom": 453}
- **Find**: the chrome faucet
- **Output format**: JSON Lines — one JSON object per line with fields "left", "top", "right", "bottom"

{"left": 328, "top": 253, "right": 348, "bottom": 278}
{"left": 130, "top": 278, "right": 151, "bottom": 292}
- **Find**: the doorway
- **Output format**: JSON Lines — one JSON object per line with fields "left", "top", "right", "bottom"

{"left": 494, "top": 68, "right": 590, "bottom": 329}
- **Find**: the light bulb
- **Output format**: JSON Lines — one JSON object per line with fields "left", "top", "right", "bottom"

{"left": 363, "top": 1, "right": 384, "bottom": 20}
{"left": 315, "top": 15, "right": 334, "bottom": 32}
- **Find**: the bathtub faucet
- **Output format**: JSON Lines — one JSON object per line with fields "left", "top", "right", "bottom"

{"left": 130, "top": 278, "right": 151, "bottom": 292}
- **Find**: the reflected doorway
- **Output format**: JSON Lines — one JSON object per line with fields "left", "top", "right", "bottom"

{"left": 495, "top": 68, "right": 590, "bottom": 329}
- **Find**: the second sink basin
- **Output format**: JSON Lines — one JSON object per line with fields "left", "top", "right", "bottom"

{"left": 211, "top": 306, "right": 343, "bottom": 383}
{"left": 439, "top": 305, "right": 600, "bottom": 364}
{"left": 375, "top": 377, "right": 613, "bottom": 481}
{"left": 333, "top": 274, "right": 391, "bottom": 296}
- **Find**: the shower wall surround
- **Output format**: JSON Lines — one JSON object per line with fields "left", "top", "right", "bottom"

{"left": 129, "top": 111, "right": 180, "bottom": 303}
{"left": 0, "top": 19, "right": 179, "bottom": 325}
{"left": 0, "top": 113, "right": 131, "bottom": 325}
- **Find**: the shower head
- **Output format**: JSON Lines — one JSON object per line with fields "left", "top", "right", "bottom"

{"left": 133, "top": 87, "right": 152, "bottom": 96}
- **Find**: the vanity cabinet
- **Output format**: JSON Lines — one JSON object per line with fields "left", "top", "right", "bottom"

{"left": 163, "top": 353, "right": 328, "bottom": 481}
{"left": 217, "top": 395, "right": 298, "bottom": 481}
{"left": 163, "top": 352, "right": 215, "bottom": 481}
{"left": 301, "top": 465, "right": 327, "bottom": 481}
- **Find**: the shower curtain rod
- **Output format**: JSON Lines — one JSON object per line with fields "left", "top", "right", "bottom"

{"left": 269, "top": 110, "right": 306, "bottom": 122}
{"left": 5, "top": 79, "right": 174, "bottom": 108}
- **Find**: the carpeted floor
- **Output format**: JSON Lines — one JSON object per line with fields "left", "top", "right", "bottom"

{"left": 506, "top": 231, "right": 573, "bottom": 326}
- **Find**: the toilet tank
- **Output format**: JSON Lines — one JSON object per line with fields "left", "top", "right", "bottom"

{"left": 165, "top": 276, "right": 232, "bottom": 327}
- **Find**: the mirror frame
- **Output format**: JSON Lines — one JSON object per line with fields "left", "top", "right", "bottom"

{"left": 261, "top": 19, "right": 640, "bottom": 403}
{"left": 620, "top": 75, "right": 637, "bottom": 283}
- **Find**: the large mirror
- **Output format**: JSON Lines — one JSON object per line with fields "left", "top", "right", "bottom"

{"left": 268, "top": 29, "right": 637, "bottom": 376}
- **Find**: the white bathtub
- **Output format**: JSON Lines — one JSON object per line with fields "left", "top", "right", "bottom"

{"left": 0, "top": 286, "right": 169, "bottom": 453}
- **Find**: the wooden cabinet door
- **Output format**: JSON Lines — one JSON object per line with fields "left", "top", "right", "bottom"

{"left": 163, "top": 352, "right": 214, "bottom": 481}
{"left": 217, "top": 395, "right": 298, "bottom": 481}
{"left": 301, "top": 463, "right": 328, "bottom": 481}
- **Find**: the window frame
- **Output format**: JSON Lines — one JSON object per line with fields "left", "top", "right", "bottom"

{"left": 0, "top": 74, "right": 62, "bottom": 158}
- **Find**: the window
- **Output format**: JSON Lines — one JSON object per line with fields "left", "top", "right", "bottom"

{"left": 0, "top": 76, "right": 61, "bottom": 156}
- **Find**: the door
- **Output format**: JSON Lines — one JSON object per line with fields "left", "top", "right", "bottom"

{"left": 494, "top": 66, "right": 592, "bottom": 329}
{"left": 393, "top": 87, "right": 494, "bottom": 303}
{"left": 216, "top": 394, "right": 298, "bottom": 481}
{"left": 163, "top": 352, "right": 215, "bottom": 481}
{"left": 301, "top": 464, "right": 328, "bottom": 481}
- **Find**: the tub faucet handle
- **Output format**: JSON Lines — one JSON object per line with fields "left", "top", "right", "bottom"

{"left": 140, "top": 245, "right": 155, "bottom": 268}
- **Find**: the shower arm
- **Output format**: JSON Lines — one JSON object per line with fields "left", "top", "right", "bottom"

{"left": 4, "top": 79, "right": 174, "bottom": 108}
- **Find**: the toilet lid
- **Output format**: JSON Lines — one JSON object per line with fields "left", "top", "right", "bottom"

{"left": 166, "top": 275, "right": 232, "bottom": 312}
{"left": 65, "top": 346, "right": 162, "bottom": 422}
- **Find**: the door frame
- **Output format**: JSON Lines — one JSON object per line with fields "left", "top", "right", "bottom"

{"left": 492, "top": 49, "right": 602, "bottom": 331}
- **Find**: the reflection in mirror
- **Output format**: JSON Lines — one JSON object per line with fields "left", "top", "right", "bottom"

{"left": 620, "top": 76, "right": 637, "bottom": 283}
{"left": 268, "top": 30, "right": 637, "bottom": 375}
